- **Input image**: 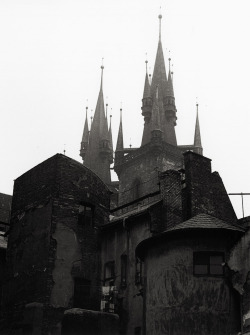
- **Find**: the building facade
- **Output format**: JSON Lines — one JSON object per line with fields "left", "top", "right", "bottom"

{"left": 1, "top": 14, "right": 250, "bottom": 335}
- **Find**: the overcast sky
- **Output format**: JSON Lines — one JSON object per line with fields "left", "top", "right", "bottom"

{"left": 0, "top": 0, "right": 249, "bottom": 218}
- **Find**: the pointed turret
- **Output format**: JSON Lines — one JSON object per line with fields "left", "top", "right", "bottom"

{"left": 141, "top": 14, "right": 177, "bottom": 147}
{"left": 83, "top": 64, "right": 111, "bottom": 184}
{"left": 194, "top": 103, "right": 203, "bottom": 155}
{"left": 141, "top": 60, "right": 153, "bottom": 144}
{"left": 108, "top": 114, "right": 114, "bottom": 163}
{"left": 80, "top": 106, "right": 89, "bottom": 161}
{"left": 116, "top": 108, "right": 124, "bottom": 152}
{"left": 163, "top": 59, "right": 177, "bottom": 142}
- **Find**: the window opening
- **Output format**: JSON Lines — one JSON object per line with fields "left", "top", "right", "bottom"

{"left": 193, "top": 252, "right": 224, "bottom": 276}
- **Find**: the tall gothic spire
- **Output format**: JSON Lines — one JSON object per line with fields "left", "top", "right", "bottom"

{"left": 194, "top": 103, "right": 203, "bottom": 155}
{"left": 141, "top": 14, "right": 177, "bottom": 147}
{"left": 83, "top": 64, "right": 111, "bottom": 184}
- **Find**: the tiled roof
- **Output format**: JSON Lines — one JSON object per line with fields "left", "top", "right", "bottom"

{"left": 166, "top": 213, "right": 244, "bottom": 233}
{"left": 0, "top": 193, "right": 12, "bottom": 224}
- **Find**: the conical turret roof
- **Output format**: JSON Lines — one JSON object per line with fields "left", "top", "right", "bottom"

{"left": 81, "top": 107, "right": 89, "bottom": 143}
{"left": 116, "top": 109, "right": 124, "bottom": 152}
{"left": 194, "top": 104, "right": 202, "bottom": 148}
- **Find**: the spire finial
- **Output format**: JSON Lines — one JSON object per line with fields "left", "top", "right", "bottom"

{"left": 168, "top": 57, "right": 171, "bottom": 72}
{"left": 145, "top": 53, "right": 148, "bottom": 73}
{"left": 158, "top": 9, "right": 162, "bottom": 41}
{"left": 100, "top": 58, "right": 104, "bottom": 88}
{"left": 63, "top": 144, "right": 66, "bottom": 156}
{"left": 196, "top": 97, "right": 199, "bottom": 112}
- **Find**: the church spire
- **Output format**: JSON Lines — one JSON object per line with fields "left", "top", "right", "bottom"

{"left": 141, "top": 58, "right": 153, "bottom": 145}
{"left": 116, "top": 108, "right": 124, "bottom": 152}
{"left": 80, "top": 106, "right": 89, "bottom": 161}
{"left": 83, "top": 63, "right": 111, "bottom": 184}
{"left": 108, "top": 114, "right": 114, "bottom": 163}
{"left": 194, "top": 103, "right": 203, "bottom": 155}
{"left": 141, "top": 14, "right": 177, "bottom": 147}
{"left": 166, "top": 58, "right": 174, "bottom": 97}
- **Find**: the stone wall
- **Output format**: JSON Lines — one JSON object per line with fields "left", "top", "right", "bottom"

{"left": 2, "top": 154, "right": 111, "bottom": 334}
{"left": 142, "top": 231, "right": 241, "bottom": 335}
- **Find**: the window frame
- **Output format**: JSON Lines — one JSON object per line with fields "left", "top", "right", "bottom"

{"left": 193, "top": 251, "right": 225, "bottom": 277}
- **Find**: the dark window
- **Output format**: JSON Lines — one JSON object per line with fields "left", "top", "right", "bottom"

{"left": 73, "top": 278, "right": 91, "bottom": 309}
{"left": 134, "top": 326, "right": 141, "bottom": 335}
{"left": 135, "top": 257, "right": 143, "bottom": 285}
{"left": 78, "top": 204, "right": 93, "bottom": 225}
{"left": 121, "top": 255, "right": 127, "bottom": 288}
{"left": 193, "top": 252, "right": 224, "bottom": 276}
{"left": 104, "top": 261, "right": 115, "bottom": 285}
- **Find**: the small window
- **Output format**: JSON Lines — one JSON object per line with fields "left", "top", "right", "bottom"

{"left": 193, "top": 252, "right": 224, "bottom": 276}
{"left": 121, "top": 255, "right": 127, "bottom": 288}
{"left": 78, "top": 204, "right": 93, "bottom": 225}
{"left": 104, "top": 261, "right": 115, "bottom": 285}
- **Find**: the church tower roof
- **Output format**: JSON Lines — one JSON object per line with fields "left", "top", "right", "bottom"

{"left": 82, "top": 64, "right": 111, "bottom": 184}
{"left": 166, "top": 58, "right": 174, "bottom": 97}
{"left": 116, "top": 108, "right": 124, "bottom": 152}
{"left": 194, "top": 103, "right": 203, "bottom": 155}
{"left": 80, "top": 106, "right": 89, "bottom": 161}
{"left": 141, "top": 14, "right": 177, "bottom": 147}
{"left": 108, "top": 114, "right": 114, "bottom": 163}
{"left": 143, "top": 60, "right": 151, "bottom": 99}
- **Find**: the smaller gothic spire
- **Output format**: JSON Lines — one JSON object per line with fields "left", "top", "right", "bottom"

{"left": 143, "top": 59, "right": 151, "bottom": 99}
{"left": 80, "top": 106, "right": 90, "bottom": 161}
{"left": 116, "top": 108, "right": 124, "bottom": 152}
{"left": 194, "top": 103, "right": 203, "bottom": 155}
{"left": 166, "top": 58, "right": 174, "bottom": 97}
{"left": 108, "top": 113, "right": 114, "bottom": 163}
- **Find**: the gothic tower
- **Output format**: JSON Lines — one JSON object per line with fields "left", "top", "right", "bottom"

{"left": 80, "top": 15, "right": 203, "bottom": 204}
{"left": 113, "top": 15, "right": 187, "bottom": 205}
{"left": 80, "top": 65, "right": 112, "bottom": 184}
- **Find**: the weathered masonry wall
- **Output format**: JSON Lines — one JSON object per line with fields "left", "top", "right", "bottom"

{"left": 2, "top": 154, "right": 111, "bottom": 334}
{"left": 228, "top": 217, "right": 250, "bottom": 334}
{"left": 183, "top": 151, "right": 237, "bottom": 223}
{"left": 117, "top": 143, "right": 183, "bottom": 206}
{"left": 143, "top": 232, "right": 241, "bottom": 335}
{"left": 101, "top": 213, "right": 153, "bottom": 335}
